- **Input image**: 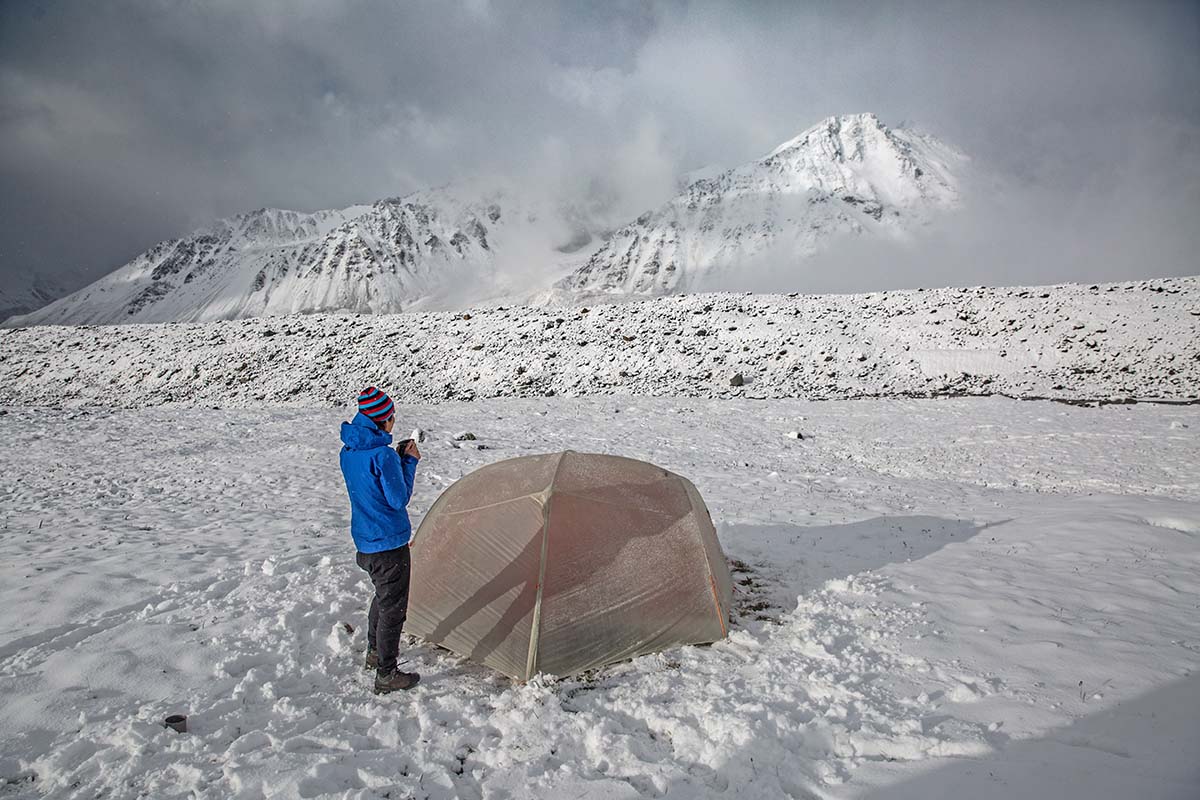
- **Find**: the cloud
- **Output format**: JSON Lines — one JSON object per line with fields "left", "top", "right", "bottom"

{"left": 0, "top": 0, "right": 1197, "bottom": 298}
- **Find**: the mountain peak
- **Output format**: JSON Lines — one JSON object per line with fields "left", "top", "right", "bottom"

{"left": 765, "top": 112, "right": 886, "bottom": 160}
{"left": 555, "top": 113, "right": 966, "bottom": 298}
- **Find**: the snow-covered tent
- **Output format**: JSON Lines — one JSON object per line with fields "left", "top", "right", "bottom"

{"left": 407, "top": 451, "right": 733, "bottom": 680}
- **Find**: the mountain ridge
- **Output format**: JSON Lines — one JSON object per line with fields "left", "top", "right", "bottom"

{"left": 6, "top": 113, "right": 965, "bottom": 326}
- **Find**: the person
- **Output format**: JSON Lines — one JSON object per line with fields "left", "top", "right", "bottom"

{"left": 339, "top": 386, "right": 422, "bottom": 693}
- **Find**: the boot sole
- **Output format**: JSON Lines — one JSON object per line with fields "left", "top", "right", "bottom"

{"left": 373, "top": 674, "right": 421, "bottom": 694}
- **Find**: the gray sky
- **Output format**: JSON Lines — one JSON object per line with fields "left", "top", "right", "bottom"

{"left": 2, "top": 0, "right": 1198, "bottom": 296}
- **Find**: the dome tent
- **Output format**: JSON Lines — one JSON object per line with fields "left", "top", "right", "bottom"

{"left": 407, "top": 451, "right": 733, "bottom": 680}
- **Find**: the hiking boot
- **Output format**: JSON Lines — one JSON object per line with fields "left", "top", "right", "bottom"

{"left": 363, "top": 647, "right": 379, "bottom": 672}
{"left": 374, "top": 668, "right": 420, "bottom": 694}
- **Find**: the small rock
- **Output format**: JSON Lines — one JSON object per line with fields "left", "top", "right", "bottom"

{"left": 454, "top": 431, "right": 477, "bottom": 441}
{"left": 787, "top": 431, "right": 804, "bottom": 440}
{"left": 730, "top": 372, "right": 745, "bottom": 387}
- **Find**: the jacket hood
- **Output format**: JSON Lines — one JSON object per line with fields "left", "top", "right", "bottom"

{"left": 340, "top": 412, "right": 394, "bottom": 451}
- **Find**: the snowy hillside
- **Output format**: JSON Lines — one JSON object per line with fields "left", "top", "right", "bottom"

{"left": 555, "top": 113, "right": 964, "bottom": 298}
{"left": 0, "top": 277, "right": 1196, "bottom": 408}
{"left": 4, "top": 191, "right": 594, "bottom": 327}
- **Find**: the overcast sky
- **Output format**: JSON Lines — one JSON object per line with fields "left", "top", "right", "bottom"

{"left": 2, "top": 0, "right": 1197, "bottom": 296}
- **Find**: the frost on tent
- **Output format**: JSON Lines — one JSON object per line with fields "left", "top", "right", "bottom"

{"left": 407, "top": 451, "right": 734, "bottom": 680}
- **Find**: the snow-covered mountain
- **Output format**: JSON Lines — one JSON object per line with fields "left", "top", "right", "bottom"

{"left": 5, "top": 190, "right": 592, "bottom": 326}
{"left": 6, "top": 113, "right": 966, "bottom": 326}
{"left": 553, "top": 113, "right": 965, "bottom": 298}
{"left": 0, "top": 276, "right": 65, "bottom": 321}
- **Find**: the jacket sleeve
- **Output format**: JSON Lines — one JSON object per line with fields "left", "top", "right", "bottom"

{"left": 377, "top": 450, "right": 417, "bottom": 510}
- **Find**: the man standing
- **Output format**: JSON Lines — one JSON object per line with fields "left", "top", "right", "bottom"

{"left": 339, "top": 386, "right": 422, "bottom": 693}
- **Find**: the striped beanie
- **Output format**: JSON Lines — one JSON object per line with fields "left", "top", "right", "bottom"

{"left": 357, "top": 386, "right": 395, "bottom": 423}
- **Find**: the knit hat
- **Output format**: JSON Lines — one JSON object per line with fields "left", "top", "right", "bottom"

{"left": 357, "top": 386, "right": 395, "bottom": 423}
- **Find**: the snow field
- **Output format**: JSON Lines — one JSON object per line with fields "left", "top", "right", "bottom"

{"left": 1, "top": 397, "right": 1198, "bottom": 798}
{"left": 1, "top": 277, "right": 1197, "bottom": 411}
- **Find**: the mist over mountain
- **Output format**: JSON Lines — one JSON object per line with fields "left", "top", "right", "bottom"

{"left": 553, "top": 113, "right": 963, "bottom": 300}
{"left": 0, "top": 276, "right": 63, "bottom": 321}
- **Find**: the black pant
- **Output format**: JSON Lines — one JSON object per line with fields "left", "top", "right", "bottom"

{"left": 356, "top": 545, "right": 411, "bottom": 674}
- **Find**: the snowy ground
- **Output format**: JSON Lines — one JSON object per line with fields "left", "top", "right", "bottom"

{"left": 1, "top": 397, "right": 1197, "bottom": 799}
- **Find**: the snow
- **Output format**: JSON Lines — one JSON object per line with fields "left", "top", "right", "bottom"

{"left": 0, "top": 271, "right": 1197, "bottom": 797}
{"left": 2, "top": 277, "right": 1197, "bottom": 409}
{"left": 558, "top": 113, "right": 965, "bottom": 297}
{"left": 1, "top": 396, "right": 1197, "bottom": 798}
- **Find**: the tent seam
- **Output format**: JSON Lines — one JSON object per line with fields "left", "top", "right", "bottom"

{"left": 525, "top": 450, "right": 568, "bottom": 681}
{"left": 684, "top": 476, "right": 729, "bottom": 638}
{"left": 440, "top": 493, "right": 545, "bottom": 516}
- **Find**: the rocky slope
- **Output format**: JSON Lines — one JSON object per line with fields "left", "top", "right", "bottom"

{"left": 1, "top": 277, "right": 1195, "bottom": 408}
{"left": 5, "top": 192, "right": 588, "bottom": 327}
{"left": 554, "top": 113, "right": 964, "bottom": 298}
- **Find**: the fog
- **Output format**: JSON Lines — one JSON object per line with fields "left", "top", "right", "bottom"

{"left": 1, "top": 0, "right": 1196, "bottom": 301}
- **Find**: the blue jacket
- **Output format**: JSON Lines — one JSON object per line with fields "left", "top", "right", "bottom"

{"left": 339, "top": 412, "right": 418, "bottom": 553}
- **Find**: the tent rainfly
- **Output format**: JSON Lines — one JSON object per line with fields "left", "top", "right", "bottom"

{"left": 407, "top": 451, "right": 734, "bottom": 680}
